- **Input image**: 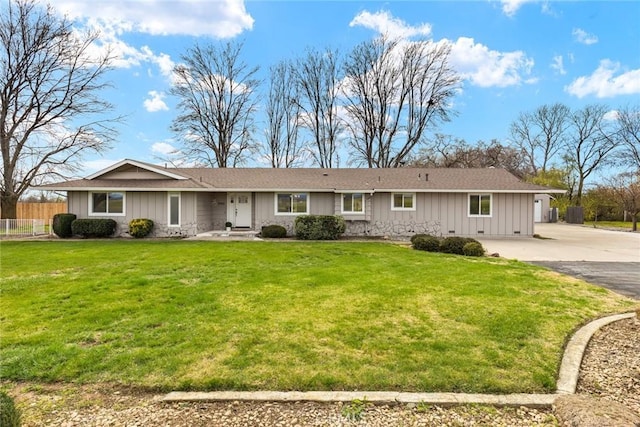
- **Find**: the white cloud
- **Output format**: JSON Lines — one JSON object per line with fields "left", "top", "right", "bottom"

{"left": 143, "top": 91, "right": 169, "bottom": 112}
{"left": 349, "top": 10, "right": 432, "bottom": 39}
{"left": 603, "top": 109, "right": 619, "bottom": 121}
{"left": 151, "top": 142, "right": 178, "bottom": 155}
{"left": 51, "top": 0, "right": 254, "bottom": 38}
{"left": 572, "top": 28, "right": 598, "bottom": 45}
{"left": 566, "top": 60, "right": 640, "bottom": 98}
{"left": 447, "top": 37, "right": 535, "bottom": 87}
{"left": 500, "top": 0, "right": 533, "bottom": 16}
{"left": 551, "top": 55, "right": 566, "bottom": 75}
{"left": 349, "top": 10, "right": 535, "bottom": 89}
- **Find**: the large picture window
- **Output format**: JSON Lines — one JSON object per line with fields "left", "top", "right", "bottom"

{"left": 391, "top": 193, "right": 415, "bottom": 211}
{"left": 276, "top": 193, "right": 308, "bottom": 214}
{"left": 342, "top": 193, "right": 364, "bottom": 213}
{"left": 90, "top": 192, "right": 125, "bottom": 215}
{"left": 168, "top": 193, "right": 181, "bottom": 226}
{"left": 469, "top": 194, "right": 492, "bottom": 217}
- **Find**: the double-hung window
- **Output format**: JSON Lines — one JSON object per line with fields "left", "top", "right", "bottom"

{"left": 89, "top": 192, "right": 125, "bottom": 215}
{"left": 276, "top": 193, "right": 308, "bottom": 214}
{"left": 469, "top": 194, "right": 492, "bottom": 217}
{"left": 391, "top": 193, "right": 415, "bottom": 211}
{"left": 342, "top": 193, "right": 364, "bottom": 214}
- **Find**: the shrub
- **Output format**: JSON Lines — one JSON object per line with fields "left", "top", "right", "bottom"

{"left": 261, "top": 224, "right": 287, "bottom": 238}
{"left": 463, "top": 241, "right": 485, "bottom": 257}
{"left": 412, "top": 235, "right": 440, "bottom": 252}
{"left": 71, "top": 219, "right": 117, "bottom": 238}
{"left": 129, "top": 218, "right": 154, "bottom": 238}
{"left": 0, "top": 391, "right": 21, "bottom": 427}
{"left": 439, "top": 237, "right": 480, "bottom": 255}
{"left": 52, "top": 213, "right": 76, "bottom": 238}
{"left": 295, "top": 215, "right": 346, "bottom": 240}
{"left": 410, "top": 234, "right": 430, "bottom": 245}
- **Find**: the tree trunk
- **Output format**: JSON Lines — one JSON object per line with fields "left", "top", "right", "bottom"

{"left": 0, "top": 192, "right": 19, "bottom": 219}
{"left": 633, "top": 214, "right": 638, "bottom": 232}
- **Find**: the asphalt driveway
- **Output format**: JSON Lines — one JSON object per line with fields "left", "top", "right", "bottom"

{"left": 478, "top": 223, "right": 640, "bottom": 299}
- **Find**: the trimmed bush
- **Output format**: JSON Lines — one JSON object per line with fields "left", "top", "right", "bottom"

{"left": 439, "top": 237, "right": 480, "bottom": 255}
{"left": 0, "top": 391, "right": 21, "bottom": 427}
{"left": 463, "top": 241, "right": 485, "bottom": 257}
{"left": 261, "top": 224, "right": 287, "bottom": 238}
{"left": 410, "top": 233, "right": 430, "bottom": 245}
{"left": 71, "top": 219, "right": 117, "bottom": 238}
{"left": 129, "top": 218, "right": 154, "bottom": 238}
{"left": 295, "top": 215, "right": 346, "bottom": 240}
{"left": 52, "top": 213, "right": 76, "bottom": 238}
{"left": 412, "top": 235, "right": 440, "bottom": 252}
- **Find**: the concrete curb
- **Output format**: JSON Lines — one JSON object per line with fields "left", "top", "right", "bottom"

{"left": 555, "top": 311, "right": 634, "bottom": 394}
{"left": 162, "top": 312, "right": 636, "bottom": 408}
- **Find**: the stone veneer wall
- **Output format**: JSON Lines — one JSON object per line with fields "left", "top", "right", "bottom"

{"left": 257, "top": 218, "right": 442, "bottom": 238}
{"left": 344, "top": 220, "right": 441, "bottom": 237}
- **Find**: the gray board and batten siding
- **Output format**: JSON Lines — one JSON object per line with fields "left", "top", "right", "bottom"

{"left": 45, "top": 159, "right": 562, "bottom": 239}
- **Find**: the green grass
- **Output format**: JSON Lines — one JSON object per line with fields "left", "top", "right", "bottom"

{"left": 0, "top": 241, "right": 635, "bottom": 393}
{"left": 587, "top": 220, "right": 637, "bottom": 231}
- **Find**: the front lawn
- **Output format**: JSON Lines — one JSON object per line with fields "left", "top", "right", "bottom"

{"left": 0, "top": 241, "right": 634, "bottom": 393}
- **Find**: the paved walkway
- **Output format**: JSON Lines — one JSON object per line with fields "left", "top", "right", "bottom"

{"left": 163, "top": 313, "right": 636, "bottom": 408}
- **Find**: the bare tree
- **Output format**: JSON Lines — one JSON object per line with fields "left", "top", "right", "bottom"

{"left": 564, "top": 104, "right": 619, "bottom": 206}
{"left": 509, "top": 103, "right": 570, "bottom": 174}
{"left": 292, "top": 47, "right": 342, "bottom": 168}
{"left": 606, "top": 171, "right": 640, "bottom": 231}
{"left": 171, "top": 41, "right": 259, "bottom": 168}
{"left": 612, "top": 105, "right": 640, "bottom": 170}
{"left": 263, "top": 60, "right": 305, "bottom": 167}
{"left": 342, "top": 36, "right": 459, "bottom": 168}
{"left": 410, "top": 135, "right": 529, "bottom": 177}
{"left": 1, "top": 0, "right": 118, "bottom": 219}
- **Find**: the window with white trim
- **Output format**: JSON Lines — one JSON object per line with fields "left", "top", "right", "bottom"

{"left": 276, "top": 193, "right": 308, "bottom": 214}
{"left": 391, "top": 193, "right": 415, "bottom": 211}
{"left": 89, "top": 192, "right": 125, "bottom": 215}
{"left": 168, "top": 192, "right": 181, "bottom": 226}
{"left": 342, "top": 193, "right": 364, "bottom": 213}
{"left": 469, "top": 194, "right": 492, "bottom": 217}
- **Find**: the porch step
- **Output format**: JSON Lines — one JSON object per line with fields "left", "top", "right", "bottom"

{"left": 190, "top": 229, "right": 262, "bottom": 240}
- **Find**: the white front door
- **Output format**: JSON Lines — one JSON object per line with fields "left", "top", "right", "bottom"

{"left": 227, "top": 193, "right": 252, "bottom": 228}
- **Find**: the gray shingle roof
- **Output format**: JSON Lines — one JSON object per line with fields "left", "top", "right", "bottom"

{"left": 37, "top": 161, "right": 564, "bottom": 194}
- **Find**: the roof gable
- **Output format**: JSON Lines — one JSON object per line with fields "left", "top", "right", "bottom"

{"left": 85, "top": 159, "right": 188, "bottom": 180}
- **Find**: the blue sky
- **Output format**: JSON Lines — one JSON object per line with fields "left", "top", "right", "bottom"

{"left": 46, "top": 0, "right": 640, "bottom": 176}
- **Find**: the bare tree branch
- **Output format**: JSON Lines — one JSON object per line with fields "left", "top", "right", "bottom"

{"left": 564, "top": 104, "right": 619, "bottom": 206}
{"left": 1, "top": 0, "right": 119, "bottom": 218}
{"left": 292, "top": 47, "right": 342, "bottom": 168}
{"left": 342, "top": 36, "right": 460, "bottom": 168}
{"left": 170, "top": 41, "right": 260, "bottom": 168}
{"left": 263, "top": 60, "right": 306, "bottom": 167}
{"left": 509, "top": 103, "right": 570, "bottom": 174}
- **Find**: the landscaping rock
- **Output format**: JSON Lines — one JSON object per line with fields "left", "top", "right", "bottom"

{"left": 554, "top": 394, "right": 640, "bottom": 427}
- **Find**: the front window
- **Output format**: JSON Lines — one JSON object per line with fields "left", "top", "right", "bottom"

{"left": 391, "top": 193, "right": 415, "bottom": 211}
{"left": 342, "top": 193, "right": 364, "bottom": 213}
{"left": 276, "top": 193, "right": 308, "bottom": 214}
{"left": 168, "top": 193, "right": 181, "bottom": 226}
{"left": 90, "top": 192, "right": 125, "bottom": 215}
{"left": 469, "top": 194, "right": 492, "bottom": 217}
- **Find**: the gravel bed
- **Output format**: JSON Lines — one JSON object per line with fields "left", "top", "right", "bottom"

{"left": 6, "top": 314, "right": 638, "bottom": 426}
{"left": 576, "top": 316, "right": 640, "bottom": 414}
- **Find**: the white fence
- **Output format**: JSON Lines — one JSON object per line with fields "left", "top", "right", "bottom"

{"left": 0, "top": 219, "right": 49, "bottom": 236}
